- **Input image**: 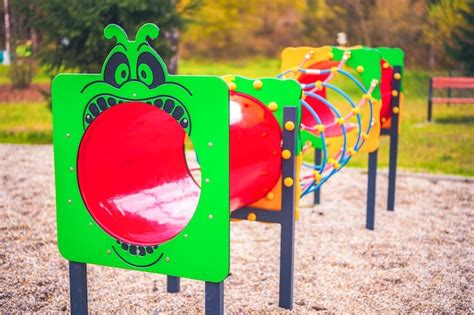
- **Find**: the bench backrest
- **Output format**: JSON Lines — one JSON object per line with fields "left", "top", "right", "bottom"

{"left": 432, "top": 77, "right": 474, "bottom": 89}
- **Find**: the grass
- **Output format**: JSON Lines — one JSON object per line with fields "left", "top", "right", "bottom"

{"left": 0, "top": 58, "right": 472, "bottom": 176}
{"left": 0, "top": 64, "right": 51, "bottom": 84}
{"left": 0, "top": 102, "right": 52, "bottom": 144}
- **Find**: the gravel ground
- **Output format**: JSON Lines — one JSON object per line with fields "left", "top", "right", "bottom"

{"left": 0, "top": 144, "right": 473, "bottom": 313}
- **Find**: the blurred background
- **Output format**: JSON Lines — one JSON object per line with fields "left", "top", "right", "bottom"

{"left": 0, "top": 0, "right": 472, "bottom": 176}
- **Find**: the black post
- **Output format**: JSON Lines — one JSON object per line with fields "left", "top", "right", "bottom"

{"left": 69, "top": 261, "right": 88, "bottom": 315}
{"left": 278, "top": 107, "right": 297, "bottom": 310}
{"left": 205, "top": 281, "right": 224, "bottom": 315}
{"left": 428, "top": 77, "right": 433, "bottom": 122}
{"left": 387, "top": 66, "right": 402, "bottom": 211}
{"left": 366, "top": 150, "right": 378, "bottom": 230}
{"left": 313, "top": 148, "right": 321, "bottom": 205}
{"left": 167, "top": 276, "right": 180, "bottom": 293}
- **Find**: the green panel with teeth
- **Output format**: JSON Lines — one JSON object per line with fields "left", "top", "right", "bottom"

{"left": 52, "top": 23, "right": 231, "bottom": 282}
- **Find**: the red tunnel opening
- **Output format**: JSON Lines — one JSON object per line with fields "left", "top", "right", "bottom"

{"left": 77, "top": 96, "right": 282, "bottom": 246}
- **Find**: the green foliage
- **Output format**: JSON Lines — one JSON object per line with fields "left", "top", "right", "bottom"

{"left": 8, "top": 59, "right": 36, "bottom": 89}
{"left": 450, "top": 3, "right": 474, "bottom": 73}
{"left": 423, "top": 0, "right": 471, "bottom": 68}
{"left": 9, "top": 41, "right": 36, "bottom": 89}
{"left": 14, "top": 0, "right": 200, "bottom": 74}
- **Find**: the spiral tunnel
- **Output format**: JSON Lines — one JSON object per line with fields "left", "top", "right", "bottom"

{"left": 77, "top": 95, "right": 282, "bottom": 247}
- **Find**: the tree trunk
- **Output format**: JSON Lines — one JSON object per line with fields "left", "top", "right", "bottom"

{"left": 3, "top": 0, "right": 11, "bottom": 64}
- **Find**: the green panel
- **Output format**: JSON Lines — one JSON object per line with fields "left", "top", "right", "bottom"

{"left": 52, "top": 23, "right": 230, "bottom": 282}
{"left": 375, "top": 47, "right": 405, "bottom": 91}
{"left": 331, "top": 46, "right": 382, "bottom": 99}
{"left": 227, "top": 75, "right": 303, "bottom": 150}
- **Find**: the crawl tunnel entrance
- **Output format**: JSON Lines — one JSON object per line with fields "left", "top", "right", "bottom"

{"left": 78, "top": 95, "right": 283, "bottom": 246}
{"left": 77, "top": 102, "right": 200, "bottom": 246}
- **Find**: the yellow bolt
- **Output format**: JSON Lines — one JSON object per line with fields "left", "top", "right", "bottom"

{"left": 283, "top": 177, "right": 294, "bottom": 187}
{"left": 393, "top": 106, "right": 399, "bottom": 114}
{"left": 228, "top": 82, "right": 236, "bottom": 91}
{"left": 266, "top": 192, "right": 275, "bottom": 200}
{"left": 253, "top": 79, "right": 263, "bottom": 90}
{"left": 291, "top": 66, "right": 299, "bottom": 73}
{"left": 284, "top": 121, "right": 295, "bottom": 131}
{"left": 362, "top": 132, "right": 369, "bottom": 140}
{"left": 315, "top": 80, "right": 323, "bottom": 89}
{"left": 268, "top": 102, "right": 278, "bottom": 112}
{"left": 348, "top": 147, "right": 356, "bottom": 156}
{"left": 316, "top": 124, "right": 325, "bottom": 133}
{"left": 328, "top": 52, "right": 334, "bottom": 60}
{"left": 351, "top": 107, "right": 361, "bottom": 114}
{"left": 383, "top": 62, "right": 389, "bottom": 69}
{"left": 301, "top": 91, "right": 306, "bottom": 99}
{"left": 330, "top": 67, "right": 338, "bottom": 74}
{"left": 363, "top": 93, "right": 372, "bottom": 100}
{"left": 247, "top": 213, "right": 257, "bottom": 221}
{"left": 313, "top": 171, "right": 322, "bottom": 183}
{"left": 333, "top": 162, "right": 341, "bottom": 169}
{"left": 356, "top": 65, "right": 364, "bottom": 73}
{"left": 282, "top": 150, "right": 292, "bottom": 160}
{"left": 394, "top": 73, "right": 401, "bottom": 80}
{"left": 391, "top": 90, "right": 399, "bottom": 97}
{"left": 336, "top": 117, "right": 345, "bottom": 125}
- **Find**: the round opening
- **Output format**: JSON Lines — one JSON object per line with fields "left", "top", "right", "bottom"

{"left": 229, "top": 92, "right": 282, "bottom": 210}
{"left": 77, "top": 102, "right": 199, "bottom": 246}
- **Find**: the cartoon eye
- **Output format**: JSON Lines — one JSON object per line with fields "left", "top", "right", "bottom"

{"left": 104, "top": 52, "right": 130, "bottom": 87}
{"left": 137, "top": 52, "right": 165, "bottom": 88}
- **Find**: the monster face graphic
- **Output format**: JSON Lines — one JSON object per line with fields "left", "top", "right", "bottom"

{"left": 53, "top": 23, "right": 230, "bottom": 282}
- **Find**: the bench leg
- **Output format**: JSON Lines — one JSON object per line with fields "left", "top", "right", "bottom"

{"left": 428, "top": 100, "right": 433, "bottom": 122}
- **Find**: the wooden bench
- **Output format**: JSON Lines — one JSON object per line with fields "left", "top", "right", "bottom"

{"left": 428, "top": 76, "right": 474, "bottom": 121}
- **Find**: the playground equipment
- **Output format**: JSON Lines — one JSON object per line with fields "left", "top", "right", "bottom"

{"left": 279, "top": 46, "right": 404, "bottom": 229}
{"left": 52, "top": 23, "right": 394, "bottom": 314}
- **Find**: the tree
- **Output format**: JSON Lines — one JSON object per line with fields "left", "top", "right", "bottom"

{"left": 15, "top": 0, "right": 200, "bottom": 74}
{"left": 423, "top": 0, "right": 470, "bottom": 69}
{"left": 449, "top": 3, "right": 474, "bottom": 73}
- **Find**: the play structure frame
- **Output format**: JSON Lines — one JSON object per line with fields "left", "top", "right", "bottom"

{"left": 311, "top": 48, "right": 404, "bottom": 230}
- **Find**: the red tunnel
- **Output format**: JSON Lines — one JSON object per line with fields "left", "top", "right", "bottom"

{"left": 77, "top": 94, "right": 282, "bottom": 246}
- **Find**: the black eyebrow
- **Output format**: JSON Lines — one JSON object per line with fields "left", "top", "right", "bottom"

{"left": 116, "top": 43, "right": 127, "bottom": 51}
{"left": 137, "top": 42, "right": 148, "bottom": 51}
